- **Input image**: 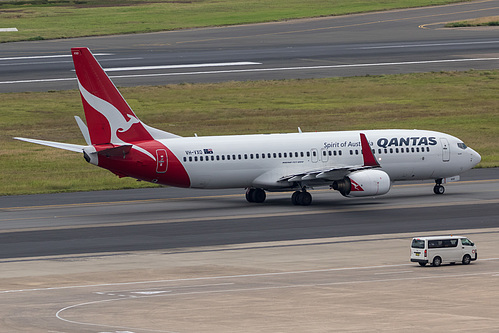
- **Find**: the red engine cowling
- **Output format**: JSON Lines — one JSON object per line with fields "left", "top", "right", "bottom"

{"left": 332, "top": 169, "right": 391, "bottom": 197}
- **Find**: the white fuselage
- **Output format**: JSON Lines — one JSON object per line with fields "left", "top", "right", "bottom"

{"left": 161, "top": 129, "right": 480, "bottom": 189}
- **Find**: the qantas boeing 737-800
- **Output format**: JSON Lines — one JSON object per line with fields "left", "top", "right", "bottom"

{"left": 15, "top": 48, "right": 481, "bottom": 205}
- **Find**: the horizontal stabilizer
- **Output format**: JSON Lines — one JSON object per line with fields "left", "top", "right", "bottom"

{"left": 14, "top": 137, "right": 86, "bottom": 153}
{"left": 96, "top": 144, "right": 132, "bottom": 157}
{"left": 75, "top": 116, "right": 91, "bottom": 145}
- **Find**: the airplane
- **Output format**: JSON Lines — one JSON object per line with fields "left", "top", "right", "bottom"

{"left": 14, "top": 47, "right": 481, "bottom": 206}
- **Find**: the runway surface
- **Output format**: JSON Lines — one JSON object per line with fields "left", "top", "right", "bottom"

{"left": 1, "top": 0, "right": 499, "bottom": 92}
{"left": 1, "top": 168, "right": 498, "bottom": 260}
{"left": 0, "top": 166, "right": 498, "bottom": 332}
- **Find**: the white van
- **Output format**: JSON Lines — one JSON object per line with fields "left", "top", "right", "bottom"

{"left": 411, "top": 236, "right": 477, "bottom": 267}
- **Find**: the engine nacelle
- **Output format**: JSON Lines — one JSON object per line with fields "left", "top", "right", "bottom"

{"left": 332, "top": 169, "right": 391, "bottom": 197}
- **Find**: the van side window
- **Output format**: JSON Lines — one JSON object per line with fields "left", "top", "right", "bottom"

{"left": 428, "top": 240, "right": 442, "bottom": 248}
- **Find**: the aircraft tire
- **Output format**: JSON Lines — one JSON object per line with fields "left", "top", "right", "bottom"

{"left": 252, "top": 188, "right": 266, "bottom": 203}
{"left": 245, "top": 188, "right": 255, "bottom": 203}
{"left": 433, "top": 185, "right": 445, "bottom": 195}
{"left": 291, "top": 191, "right": 301, "bottom": 205}
{"left": 298, "top": 191, "right": 312, "bottom": 206}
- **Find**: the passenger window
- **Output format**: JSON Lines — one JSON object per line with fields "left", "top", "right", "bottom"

{"left": 183, "top": 157, "right": 187, "bottom": 162}
{"left": 200, "top": 156, "right": 204, "bottom": 161}
{"left": 189, "top": 156, "right": 193, "bottom": 162}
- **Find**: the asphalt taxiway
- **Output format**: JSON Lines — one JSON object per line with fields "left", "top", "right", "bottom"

{"left": 0, "top": 168, "right": 498, "bottom": 332}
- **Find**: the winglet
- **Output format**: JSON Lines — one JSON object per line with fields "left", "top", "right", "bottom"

{"left": 360, "top": 133, "right": 379, "bottom": 167}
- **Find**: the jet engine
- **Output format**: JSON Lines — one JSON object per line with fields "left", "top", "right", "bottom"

{"left": 332, "top": 169, "right": 391, "bottom": 197}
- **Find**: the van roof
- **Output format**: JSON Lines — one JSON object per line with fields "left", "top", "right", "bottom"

{"left": 412, "top": 236, "right": 467, "bottom": 240}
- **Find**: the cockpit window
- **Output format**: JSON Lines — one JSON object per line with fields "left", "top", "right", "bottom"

{"left": 457, "top": 142, "right": 467, "bottom": 150}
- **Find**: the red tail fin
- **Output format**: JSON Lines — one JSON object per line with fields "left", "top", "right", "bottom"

{"left": 72, "top": 47, "right": 153, "bottom": 145}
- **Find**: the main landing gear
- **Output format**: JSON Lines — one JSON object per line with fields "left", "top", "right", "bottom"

{"left": 245, "top": 188, "right": 313, "bottom": 206}
{"left": 291, "top": 190, "right": 312, "bottom": 206}
{"left": 433, "top": 178, "right": 445, "bottom": 195}
{"left": 246, "top": 188, "right": 266, "bottom": 203}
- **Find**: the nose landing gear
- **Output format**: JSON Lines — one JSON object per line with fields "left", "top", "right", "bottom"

{"left": 433, "top": 178, "right": 445, "bottom": 195}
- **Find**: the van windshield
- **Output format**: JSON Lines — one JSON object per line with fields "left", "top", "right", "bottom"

{"left": 461, "top": 238, "right": 474, "bottom": 246}
{"left": 411, "top": 239, "right": 425, "bottom": 249}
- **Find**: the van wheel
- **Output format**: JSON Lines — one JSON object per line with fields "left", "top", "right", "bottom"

{"left": 462, "top": 254, "right": 471, "bottom": 265}
{"left": 432, "top": 256, "right": 442, "bottom": 267}
{"left": 418, "top": 262, "right": 426, "bottom": 267}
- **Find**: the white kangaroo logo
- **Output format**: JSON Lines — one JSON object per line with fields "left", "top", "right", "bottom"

{"left": 118, "top": 114, "right": 140, "bottom": 133}
{"left": 78, "top": 81, "right": 155, "bottom": 161}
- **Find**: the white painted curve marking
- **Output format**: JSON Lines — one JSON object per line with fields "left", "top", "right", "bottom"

{"left": 55, "top": 269, "right": 499, "bottom": 332}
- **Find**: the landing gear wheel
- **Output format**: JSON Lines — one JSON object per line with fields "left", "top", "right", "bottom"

{"left": 246, "top": 188, "right": 266, "bottom": 203}
{"left": 433, "top": 185, "right": 445, "bottom": 195}
{"left": 433, "top": 179, "right": 445, "bottom": 195}
{"left": 246, "top": 188, "right": 255, "bottom": 203}
{"left": 252, "top": 188, "right": 266, "bottom": 203}
{"left": 291, "top": 191, "right": 312, "bottom": 206}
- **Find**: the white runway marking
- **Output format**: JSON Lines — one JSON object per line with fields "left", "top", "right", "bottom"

{"left": 54, "top": 268, "right": 499, "bottom": 332}
{"left": 0, "top": 28, "right": 18, "bottom": 32}
{"left": 0, "top": 53, "right": 112, "bottom": 61}
{"left": 102, "top": 62, "right": 262, "bottom": 72}
{"left": 355, "top": 40, "right": 499, "bottom": 49}
{"left": 2, "top": 57, "right": 497, "bottom": 85}
{"left": 4, "top": 259, "right": 499, "bottom": 294}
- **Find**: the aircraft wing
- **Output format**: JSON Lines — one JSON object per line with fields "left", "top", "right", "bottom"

{"left": 14, "top": 137, "right": 87, "bottom": 153}
{"left": 278, "top": 164, "right": 377, "bottom": 183}
{"left": 277, "top": 132, "right": 381, "bottom": 184}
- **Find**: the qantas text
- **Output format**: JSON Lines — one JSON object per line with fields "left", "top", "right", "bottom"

{"left": 377, "top": 136, "right": 438, "bottom": 148}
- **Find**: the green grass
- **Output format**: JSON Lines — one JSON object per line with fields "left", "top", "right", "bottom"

{"left": 0, "top": 0, "right": 468, "bottom": 43}
{"left": 445, "top": 16, "right": 499, "bottom": 27}
{"left": 1, "top": 70, "right": 498, "bottom": 195}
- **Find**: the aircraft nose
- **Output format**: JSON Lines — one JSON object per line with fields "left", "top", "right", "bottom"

{"left": 470, "top": 148, "right": 481, "bottom": 167}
